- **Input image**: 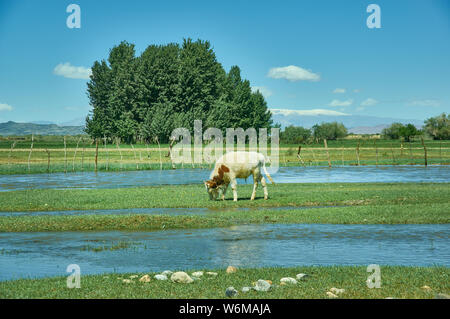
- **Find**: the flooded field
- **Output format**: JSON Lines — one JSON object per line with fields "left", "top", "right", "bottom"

{"left": 0, "top": 165, "right": 449, "bottom": 192}
{"left": 0, "top": 223, "right": 448, "bottom": 281}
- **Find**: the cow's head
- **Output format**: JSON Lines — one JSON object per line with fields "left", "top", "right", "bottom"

{"left": 204, "top": 164, "right": 230, "bottom": 200}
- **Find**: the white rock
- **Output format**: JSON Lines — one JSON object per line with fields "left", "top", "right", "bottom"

{"left": 154, "top": 274, "right": 168, "bottom": 281}
{"left": 192, "top": 271, "right": 204, "bottom": 277}
{"left": 225, "top": 287, "right": 238, "bottom": 297}
{"left": 280, "top": 277, "right": 298, "bottom": 285}
{"left": 122, "top": 279, "right": 133, "bottom": 284}
{"left": 326, "top": 291, "right": 338, "bottom": 298}
{"left": 330, "top": 287, "right": 345, "bottom": 294}
{"left": 242, "top": 287, "right": 252, "bottom": 293}
{"left": 129, "top": 275, "right": 138, "bottom": 279}
{"left": 161, "top": 270, "right": 173, "bottom": 276}
{"left": 296, "top": 273, "right": 308, "bottom": 280}
{"left": 206, "top": 272, "right": 218, "bottom": 276}
{"left": 139, "top": 275, "right": 151, "bottom": 283}
{"left": 170, "top": 271, "right": 194, "bottom": 284}
{"left": 253, "top": 279, "right": 271, "bottom": 292}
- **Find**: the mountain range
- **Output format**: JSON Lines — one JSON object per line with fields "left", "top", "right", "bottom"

{"left": 0, "top": 121, "right": 85, "bottom": 136}
{"left": 270, "top": 109, "right": 424, "bottom": 134}
{"left": 1, "top": 112, "right": 425, "bottom": 136}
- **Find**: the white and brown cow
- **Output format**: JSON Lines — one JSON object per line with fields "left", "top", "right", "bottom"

{"left": 204, "top": 151, "right": 274, "bottom": 201}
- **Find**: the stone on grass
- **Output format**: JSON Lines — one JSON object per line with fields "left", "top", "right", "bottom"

{"left": 421, "top": 285, "right": 432, "bottom": 291}
{"left": 206, "top": 272, "right": 218, "bottom": 276}
{"left": 192, "top": 271, "right": 204, "bottom": 277}
{"left": 139, "top": 275, "right": 151, "bottom": 283}
{"left": 226, "top": 287, "right": 238, "bottom": 297}
{"left": 129, "top": 275, "right": 138, "bottom": 279}
{"left": 280, "top": 277, "right": 298, "bottom": 285}
{"left": 296, "top": 273, "right": 309, "bottom": 280}
{"left": 326, "top": 291, "right": 338, "bottom": 298}
{"left": 253, "top": 279, "right": 271, "bottom": 292}
{"left": 122, "top": 279, "right": 133, "bottom": 284}
{"left": 171, "top": 271, "right": 194, "bottom": 284}
{"left": 434, "top": 293, "right": 450, "bottom": 299}
{"left": 226, "top": 266, "right": 237, "bottom": 273}
{"left": 154, "top": 274, "right": 168, "bottom": 281}
{"left": 161, "top": 270, "right": 173, "bottom": 276}
{"left": 242, "top": 287, "right": 252, "bottom": 293}
{"left": 330, "top": 287, "right": 345, "bottom": 295}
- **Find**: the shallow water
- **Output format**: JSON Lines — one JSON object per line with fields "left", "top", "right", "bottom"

{"left": 0, "top": 205, "right": 334, "bottom": 217}
{"left": 0, "top": 165, "right": 448, "bottom": 192}
{"left": 0, "top": 223, "right": 448, "bottom": 281}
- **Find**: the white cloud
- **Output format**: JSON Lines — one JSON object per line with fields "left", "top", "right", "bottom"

{"left": 360, "top": 98, "right": 378, "bottom": 107}
{"left": 407, "top": 99, "right": 440, "bottom": 107}
{"left": 0, "top": 103, "right": 13, "bottom": 111}
{"left": 53, "top": 62, "right": 92, "bottom": 79}
{"left": 251, "top": 86, "right": 273, "bottom": 98}
{"left": 65, "top": 106, "right": 91, "bottom": 111}
{"left": 328, "top": 99, "right": 353, "bottom": 107}
{"left": 333, "top": 88, "right": 346, "bottom": 94}
{"left": 270, "top": 108, "right": 349, "bottom": 116}
{"left": 267, "top": 65, "right": 320, "bottom": 82}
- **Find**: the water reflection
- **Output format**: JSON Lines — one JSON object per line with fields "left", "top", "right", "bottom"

{"left": 0, "top": 223, "right": 448, "bottom": 281}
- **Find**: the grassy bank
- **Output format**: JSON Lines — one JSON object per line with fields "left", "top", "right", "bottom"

{"left": 1, "top": 182, "right": 449, "bottom": 212}
{"left": 0, "top": 203, "right": 448, "bottom": 232}
{"left": 0, "top": 266, "right": 448, "bottom": 299}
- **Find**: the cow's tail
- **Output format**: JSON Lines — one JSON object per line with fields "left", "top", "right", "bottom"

{"left": 263, "top": 157, "right": 275, "bottom": 184}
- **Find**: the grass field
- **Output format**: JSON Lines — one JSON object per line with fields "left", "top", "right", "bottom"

{"left": 0, "top": 136, "right": 448, "bottom": 174}
{"left": 0, "top": 266, "right": 448, "bottom": 299}
{"left": 0, "top": 183, "right": 448, "bottom": 231}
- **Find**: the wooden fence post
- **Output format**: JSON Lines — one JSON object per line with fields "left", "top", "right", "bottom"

{"left": 95, "top": 139, "right": 99, "bottom": 172}
{"left": 104, "top": 136, "right": 109, "bottom": 171}
{"left": 45, "top": 149, "right": 50, "bottom": 173}
{"left": 63, "top": 136, "right": 67, "bottom": 173}
{"left": 421, "top": 137, "right": 427, "bottom": 167}
{"left": 297, "top": 145, "right": 306, "bottom": 166}
{"left": 324, "top": 139, "right": 331, "bottom": 168}
{"left": 390, "top": 143, "right": 396, "bottom": 165}
{"left": 374, "top": 140, "right": 378, "bottom": 167}
{"left": 356, "top": 140, "right": 361, "bottom": 166}
{"left": 28, "top": 134, "right": 34, "bottom": 172}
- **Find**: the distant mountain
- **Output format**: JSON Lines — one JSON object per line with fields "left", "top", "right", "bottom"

{"left": 59, "top": 117, "right": 86, "bottom": 127}
{"left": 0, "top": 121, "right": 85, "bottom": 136}
{"left": 348, "top": 124, "right": 390, "bottom": 134}
{"left": 270, "top": 109, "right": 424, "bottom": 133}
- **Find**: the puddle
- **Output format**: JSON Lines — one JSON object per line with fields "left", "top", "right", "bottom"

{"left": 0, "top": 223, "right": 448, "bottom": 281}
{"left": 0, "top": 165, "right": 449, "bottom": 192}
{"left": 0, "top": 206, "right": 338, "bottom": 217}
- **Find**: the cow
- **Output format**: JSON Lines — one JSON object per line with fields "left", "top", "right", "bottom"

{"left": 204, "top": 151, "right": 275, "bottom": 201}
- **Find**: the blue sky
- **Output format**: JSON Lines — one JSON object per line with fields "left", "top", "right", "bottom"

{"left": 0, "top": 0, "right": 449, "bottom": 124}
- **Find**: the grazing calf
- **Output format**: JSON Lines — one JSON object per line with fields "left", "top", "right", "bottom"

{"left": 204, "top": 151, "right": 275, "bottom": 201}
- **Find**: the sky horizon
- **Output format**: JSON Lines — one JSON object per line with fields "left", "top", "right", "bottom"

{"left": 0, "top": 0, "right": 449, "bottom": 125}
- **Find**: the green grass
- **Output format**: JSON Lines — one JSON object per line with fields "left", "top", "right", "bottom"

{"left": 1, "top": 182, "right": 448, "bottom": 212}
{"left": 0, "top": 203, "right": 448, "bottom": 232}
{"left": 0, "top": 136, "right": 448, "bottom": 174}
{"left": 0, "top": 266, "right": 448, "bottom": 299}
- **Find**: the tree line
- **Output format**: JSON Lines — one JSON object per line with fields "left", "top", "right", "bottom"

{"left": 85, "top": 39, "right": 273, "bottom": 143}
{"left": 382, "top": 113, "right": 449, "bottom": 141}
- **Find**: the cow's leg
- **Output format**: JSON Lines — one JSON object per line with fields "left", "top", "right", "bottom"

{"left": 250, "top": 173, "right": 259, "bottom": 201}
{"left": 231, "top": 179, "right": 238, "bottom": 202}
{"left": 221, "top": 183, "right": 229, "bottom": 200}
{"left": 260, "top": 175, "right": 268, "bottom": 200}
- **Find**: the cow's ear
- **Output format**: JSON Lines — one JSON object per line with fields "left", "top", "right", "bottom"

{"left": 221, "top": 165, "right": 230, "bottom": 173}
